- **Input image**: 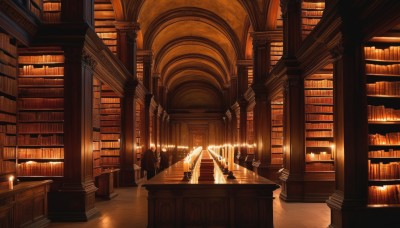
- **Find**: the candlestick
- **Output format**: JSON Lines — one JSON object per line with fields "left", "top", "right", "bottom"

{"left": 9, "top": 176, "right": 14, "bottom": 190}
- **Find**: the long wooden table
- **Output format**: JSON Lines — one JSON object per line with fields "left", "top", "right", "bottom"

{"left": 143, "top": 150, "right": 279, "bottom": 228}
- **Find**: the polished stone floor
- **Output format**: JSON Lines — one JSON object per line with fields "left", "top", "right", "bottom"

{"left": 48, "top": 184, "right": 330, "bottom": 228}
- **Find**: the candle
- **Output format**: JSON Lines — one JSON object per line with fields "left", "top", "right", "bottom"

{"left": 9, "top": 176, "right": 14, "bottom": 190}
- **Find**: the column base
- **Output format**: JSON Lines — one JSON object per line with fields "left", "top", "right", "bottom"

{"left": 48, "top": 183, "right": 99, "bottom": 222}
{"left": 279, "top": 169, "right": 335, "bottom": 202}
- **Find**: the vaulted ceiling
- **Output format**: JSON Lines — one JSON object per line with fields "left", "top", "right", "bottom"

{"left": 102, "top": 0, "right": 282, "bottom": 113}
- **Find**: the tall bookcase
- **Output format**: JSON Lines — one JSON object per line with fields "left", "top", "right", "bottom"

{"left": 135, "top": 101, "right": 142, "bottom": 164}
{"left": 301, "top": 0, "right": 325, "bottom": 39}
{"left": 365, "top": 39, "right": 400, "bottom": 205}
{"left": 17, "top": 49, "right": 65, "bottom": 178}
{"left": 271, "top": 96, "right": 284, "bottom": 165}
{"left": 94, "top": 0, "right": 117, "bottom": 55}
{"left": 246, "top": 109, "right": 254, "bottom": 155}
{"left": 93, "top": 78, "right": 101, "bottom": 177}
{"left": 270, "top": 42, "right": 283, "bottom": 70}
{"left": 100, "top": 84, "right": 121, "bottom": 169}
{"left": 304, "top": 73, "right": 334, "bottom": 173}
{"left": 0, "top": 32, "right": 18, "bottom": 180}
{"left": 42, "top": 0, "right": 61, "bottom": 23}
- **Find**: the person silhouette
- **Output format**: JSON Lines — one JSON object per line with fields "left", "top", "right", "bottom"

{"left": 141, "top": 146, "right": 157, "bottom": 180}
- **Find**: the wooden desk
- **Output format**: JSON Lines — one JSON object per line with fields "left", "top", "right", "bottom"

{"left": 95, "top": 168, "right": 120, "bottom": 200}
{"left": 0, "top": 180, "right": 52, "bottom": 228}
{"left": 144, "top": 150, "right": 279, "bottom": 228}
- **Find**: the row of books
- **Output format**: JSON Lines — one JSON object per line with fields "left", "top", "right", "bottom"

{"left": 18, "top": 161, "right": 63, "bottom": 176}
{"left": 19, "top": 54, "right": 64, "bottom": 64}
{"left": 272, "top": 109, "right": 283, "bottom": 115}
{"left": 0, "top": 124, "right": 16, "bottom": 134}
{"left": 0, "top": 96, "right": 16, "bottom": 113}
{"left": 0, "top": 33, "right": 17, "bottom": 57}
{"left": 101, "top": 120, "right": 120, "bottom": 127}
{"left": 101, "top": 157, "right": 119, "bottom": 165}
{"left": 0, "top": 50, "right": 17, "bottom": 66}
{"left": 368, "top": 105, "right": 400, "bottom": 121}
{"left": 366, "top": 63, "right": 400, "bottom": 75}
{"left": 272, "top": 132, "right": 283, "bottom": 138}
{"left": 101, "top": 97, "right": 120, "bottom": 104}
{"left": 369, "top": 132, "right": 400, "bottom": 145}
{"left": 43, "top": 2, "right": 61, "bottom": 12}
{"left": 368, "top": 161, "right": 400, "bottom": 179}
{"left": 19, "top": 88, "right": 63, "bottom": 97}
{"left": 100, "top": 109, "right": 121, "bottom": 115}
{"left": 302, "top": 10, "right": 323, "bottom": 17}
{"left": 101, "top": 141, "right": 120, "bottom": 148}
{"left": 93, "top": 158, "right": 101, "bottom": 167}
{"left": 272, "top": 120, "right": 283, "bottom": 126}
{"left": 100, "top": 114, "right": 120, "bottom": 121}
{"left": 271, "top": 157, "right": 283, "bottom": 165}
{"left": 17, "top": 147, "right": 64, "bottom": 159}
{"left": 0, "top": 62, "right": 17, "bottom": 78}
{"left": 100, "top": 149, "right": 120, "bottom": 156}
{"left": 306, "top": 140, "right": 331, "bottom": 147}
{"left": 302, "top": 2, "right": 325, "bottom": 10}
{"left": 18, "top": 111, "right": 63, "bottom": 122}
{"left": 0, "top": 76, "right": 16, "bottom": 96}
{"left": 19, "top": 123, "right": 63, "bottom": 133}
{"left": 0, "top": 134, "right": 16, "bottom": 145}
{"left": 302, "top": 18, "right": 321, "bottom": 26}
{"left": 304, "top": 89, "right": 333, "bottom": 96}
{"left": 272, "top": 126, "right": 283, "bottom": 131}
{"left": 306, "top": 114, "right": 333, "bottom": 121}
{"left": 305, "top": 104, "right": 333, "bottom": 113}
{"left": 100, "top": 133, "right": 120, "bottom": 140}
{"left": 367, "top": 81, "right": 400, "bottom": 96}
{"left": 305, "top": 97, "right": 333, "bottom": 104}
{"left": 18, "top": 134, "right": 63, "bottom": 145}
{"left": 369, "top": 149, "right": 400, "bottom": 158}
{"left": 18, "top": 98, "right": 63, "bottom": 109}
{"left": 368, "top": 185, "right": 400, "bottom": 204}
{"left": 19, "top": 65, "right": 64, "bottom": 76}
{"left": 306, "top": 122, "right": 333, "bottom": 129}
{"left": 101, "top": 126, "right": 121, "bottom": 133}
{"left": 97, "top": 32, "right": 117, "bottom": 40}
{"left": 19, "top": 78, "right": 64, "bottom": 86}
{"left": 1, "top": 161, "right": 16, "bottom": 173}
{"left": 305, "top": 162, "right": 334, "bottom": 171}
{"left": 306, "top": 152, "right": 332, "bottom": 161}
{"left": 0, "top": 112, "right": 16, "bottom": 123}
{"left": 365, "top": 46, "right": 400, "bottom": 61}
{"left": 304, "top": 79, "right": 333, "bottom": 88}
{"left": 272, "top": 139, "right": 283, "bottom": 145}
{"left": 93, "top": 141, "right": 100, "bottom": 150}
{"left": 42, "top": 11, "right": 61, "bottom": 23}
{"left": 272, "top": 147, "right": 283, "bottom": 153}
{"left": 2, "top": 147, "right": 16, "bottom": 159}
{"left": 306, "top": 130, "right": 333, "bottom": 137}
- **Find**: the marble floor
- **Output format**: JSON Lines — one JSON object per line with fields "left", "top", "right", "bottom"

{"left": 48, "top": 185, "right": 330, "bottom": 228}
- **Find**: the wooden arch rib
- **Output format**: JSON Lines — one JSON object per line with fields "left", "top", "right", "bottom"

{"left": 154, "top": 36, "right": 231, "bottom": 78}
{"left": 143, "top": 7, "right": 244, "bottom": 59}
{"left": 110, "top": 0, "right": 145, "bottom": 21}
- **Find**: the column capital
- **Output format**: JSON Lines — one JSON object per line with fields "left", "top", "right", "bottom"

{"left": 236, "top": 59, "right": 253, "bottom": 66}
{"left": 114, "top": 21, "right": 140, "bottom": 31}
{"left": 251, "top": 30, "right": 282, "bottom": 43}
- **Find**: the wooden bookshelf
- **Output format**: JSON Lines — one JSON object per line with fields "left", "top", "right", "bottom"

{"left": 271, "top": 97, "right": 283, "bottom": 165}
{"left": 94, "top": 0, "right": 117, "bottom": 54}
{"left": 42, "top": 0, "right": 61, "bottom": 23}
{"left": 304, "top": 73, "right": 334, "bottom": 172}
{"left": 100, "top": 84, "right": 121, "bottom": 169}
{"left": 137, "top": 61, "right": 143, "bottom": 83}
{"left": 93, "top": 78, "right": 101, "bottom": 177}
{"left": 0, "top": 32, "right": 17, "bottom": 179}
{"left": 135, "top": 101, "right": 143, "bottom": 164}
{"left": 365, "top": 41, "right": 400, "bottom": 205}
{"left": 27, "top": 0, "right": 43, "bottom": 19}
{"left": 17, "top": 50, "right": 65, "bottom": 178}
{"left": 301, "top": 0, "right": 325, "bottom": 39}
{"left": 270, "top": 42, "right": 283, "bottom": 70}
{"left": 246, "top": 110, "right": 254, "bottom": 155}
